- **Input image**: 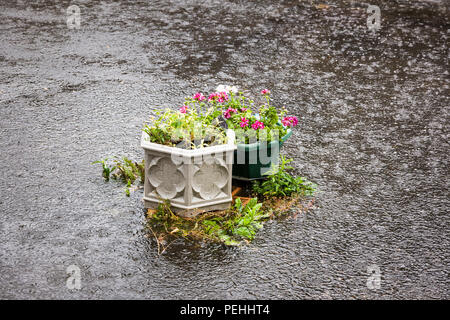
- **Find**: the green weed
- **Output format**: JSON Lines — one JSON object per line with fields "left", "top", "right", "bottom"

{"left": 93, "top": 156, "right": 145, "bottom": 196}
{"left": 252, "top": 155, "right": 317, "bottom": 197}
{"left": 92, "top": 158, "right": 116, "bottom": 181}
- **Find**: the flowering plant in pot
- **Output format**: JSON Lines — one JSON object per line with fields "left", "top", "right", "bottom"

{"left": 141, "top": 94, "right": 236, "bottom": 216}
{"left": 213, "top": 88, "right": 299, "bottom": 180}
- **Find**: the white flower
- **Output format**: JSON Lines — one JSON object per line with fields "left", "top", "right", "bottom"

{"left": 215, "top": 84, "right": 239, "bottom": 93}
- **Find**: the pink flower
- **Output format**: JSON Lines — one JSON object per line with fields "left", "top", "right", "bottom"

{"left": 220, "top": 91, "right": 229, "bottom": 101}
{"left": 193, "top": 92, "right": 205, "bottom": 101}
{"left": 240, "top": 117, "right": 249, "bottom": 128}
{"left": 240, "top": 107, "right": 247, "bottom": 112}
{"left": 281, "top": 118, "right": 291, "bottom": 127}
{"left": 208, "top": 92, "right": 229, "bottom": 103}
{"left": 261, "top": 89, "right": 270, "bottom": 95}
{"left": 251, "top": 120, "right": 265, "bottom": 130}
{"left": 223, "top": 107, "right": 237, "bottom": 119}
{"left": 223, "top": 110, "right": 231, "bottom": 119}
{"left": 180, "top": 105, "right": 188, "bottom": 113}
{"left": 282, "top": 116, "right": 299, "bottom": 127}
{"left": 208, "top": 92, "right": 218, "bottom": 101}
{"left": 291, "top": 116, "right": 298, "bottom": 126}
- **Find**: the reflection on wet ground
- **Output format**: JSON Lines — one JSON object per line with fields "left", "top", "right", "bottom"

{"left": 0, "top": 0, "right": 448, "bottom": 299}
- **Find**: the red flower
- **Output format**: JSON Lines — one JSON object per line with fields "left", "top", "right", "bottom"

{"left": 223, "top": 107, "right": 237, "bottom": 119}
{"left": 282, "top": 116, "right": 298, "bottom": 127}
{"left": 251, "top": 120, "right": 265, "bottom": 130}
{"left": 193, "top": 92, "right": 205, "bottom": 101}
{"left": 240, "top": 117, "right": 249, "bottom": 128}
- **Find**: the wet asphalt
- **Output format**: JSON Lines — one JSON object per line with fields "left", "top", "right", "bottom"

{"left": 0, "top": 0, "right": 449, "bottom": 299}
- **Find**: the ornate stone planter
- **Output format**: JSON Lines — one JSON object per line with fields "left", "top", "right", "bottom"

{"left": 141, "top": 130, "right": 236, "bottom": 215}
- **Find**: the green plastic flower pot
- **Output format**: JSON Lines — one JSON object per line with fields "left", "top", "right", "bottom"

{"left": 232, "top": 129, "right": 292, "bottom": 180}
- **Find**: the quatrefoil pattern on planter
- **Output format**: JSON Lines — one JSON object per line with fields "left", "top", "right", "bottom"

{"left": 192, "top": 157, "right": 229, "bottom": 200}
{"left": 142, "top": 130, "right": 236, "bottom": 214}
{"left": 147, "top": 156, "right": 185, "bottom": 199}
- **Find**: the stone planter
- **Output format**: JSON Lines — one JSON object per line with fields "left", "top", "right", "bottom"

{"left": 232, "top": 128, "right": 292, "bottom": 180}
{"left": 141, "top": 130, "right": 237, "bottom": 215}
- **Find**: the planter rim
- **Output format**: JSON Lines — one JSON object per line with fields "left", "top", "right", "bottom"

{"left": 234, "top": 128, "right": 293, "bottom": 151}
{"left": 141, "top": 129, "right": 237, "bottom": 157}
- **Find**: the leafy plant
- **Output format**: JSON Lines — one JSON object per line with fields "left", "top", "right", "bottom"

{"left": 92, "top": 158, "right": 116, "bottom": 181}
{"left": 219, "top": 89, "right": 297, "bottom": 144}
{"left": 252, "top": 155, "right": 316, "bottom": 197}
{"left": 145, "top": 185, "right": 316, "bottom": 250}
{"left": 230, "top": 198, "right": 267, "bottom": 241}
{"left": 146, "top": 196, "right": 269, "bottom": 246}
{"left": 143, "top": 95, "right": 225, "bottom": 149}
{"left": 111, "top": 157, "right": 145, "bottom": 184}
{"left": 125, "top": 179, "right": 132, "bottom": 197}
{"left": 142, "top": 89, "right": 299, "bottom": 148}
{"left": 201, "top": 197, "right": 269, "bottom": 244}
{"left": 93, "top": 156, "right": 145, "bottom": 196}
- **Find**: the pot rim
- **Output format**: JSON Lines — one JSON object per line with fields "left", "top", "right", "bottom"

{"left": 141, "top": 129, "right": 237, "bottom": 157}
{"left": 234, "top": 128, "right": 293, "bottom": 151}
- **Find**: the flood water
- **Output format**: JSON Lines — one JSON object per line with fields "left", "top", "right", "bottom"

{"left": 0, "top": 0, "right": 448, "bottom": 299}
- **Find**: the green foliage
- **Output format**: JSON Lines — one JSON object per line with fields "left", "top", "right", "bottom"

{"left": 142, "top": 90, "right": 296, "bottom": 148}
{"left": 112, "top": 157, "right": 145, "bottom": 184}
{"left": 143, "top": 120, "right": 171, "bottom": 145}
{"left": 94, "top": 153, "right": 317, "bottom": 247}
{"left": 146, "top": 183, "right": 317, "bottom": 248}
{"left": 253, "top": 155, "right": 317, "bottom": 197}
{"left": 143, "top": 105, "right": 226, "bottom": 149}
{"left": 149, "top": 200, "right": 203, "bottom": 240}
{"left": 201, "top": 197, "right": 267, "bottom": 243}
{"left": 125, "top": 179, "right": 132, "bottom": 197}
{"left": 92, "top": 158, "right": 116, "bottom": 181}
{"left": 230, "top": 198, "right": 270, "bottom": 240}
{"left": 93, "top": 156, "right": 145, "bottom": 196}
{"left": 221, "top": 91, "right": 289, "bottom": 144}
{"left": 147, "top": 197, "right": 270, "bottom": 246}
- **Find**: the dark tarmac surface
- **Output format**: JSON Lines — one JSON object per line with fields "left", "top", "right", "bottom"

{"left": 0, "top": 0, "right": 448, "bottom": 299}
